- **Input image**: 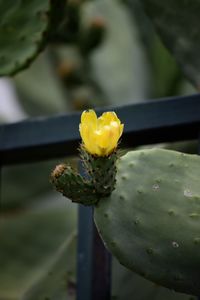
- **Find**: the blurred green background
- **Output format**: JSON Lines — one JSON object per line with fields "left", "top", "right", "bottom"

{"left": 0, "top": 0, "right": 198, "bottom": 299}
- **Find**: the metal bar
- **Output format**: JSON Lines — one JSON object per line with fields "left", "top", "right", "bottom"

{"left": 77, "top": 205, "right": 94, "bottom": 300}
{"left": 77, "top": 206, "right": 112, "bottom": 300}
{"left": 91, "top": 223, "right": 112, "bottom": 300}
{"left": 0, "top": 166, "right": 1, "bottom": 212}
{"left": 198, "top": 135, "right": 200, "bottom": 300}
{"left": 0, "top": 94, "right": 200, "bottom": 165}
{"left": 77, "top": 160, "right": 112, "bottom": 300}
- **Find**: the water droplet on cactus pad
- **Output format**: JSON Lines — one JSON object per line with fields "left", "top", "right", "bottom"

{"left": 172, "top": 241, "right": 179, "bottom": 248}
{"left": 152, "top": 183, "right": 159, "bottom": 191}
{"left": 184, "top": 189, "right": 193, "bottom": 197}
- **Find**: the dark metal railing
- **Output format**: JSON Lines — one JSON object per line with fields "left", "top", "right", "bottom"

{"left": 0, "top": 93, "right": 200, "bottom": 299}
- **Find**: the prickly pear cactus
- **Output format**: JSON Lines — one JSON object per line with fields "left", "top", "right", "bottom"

{"left": 94, "top": 148, "right": 200, "bottom": 296}
{"left": 51, "top": 163, "right": 98, "bottom": 205}
{"left": 0, "top": 0, "right": 50, "bottom": 75}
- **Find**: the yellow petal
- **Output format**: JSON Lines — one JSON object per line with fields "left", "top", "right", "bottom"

{"left": 88, "top": 129, "right": 100, "bottom": 155}
{"left": 107, "top": 131, "right": 120, "bottom": 154}
{"left": 119, "top": 124, "right": 124, "bottom": 137}
{"left": 79, "top": 109, "right": 124, "bottom": 156}
{"left": 98, "top": 111, "right": 119, "bottom": 126}
{"left": 80, "top": 110, "right": 98, "bottom": 153}
{"left": 95, "top": 127, "right": 110, "bottom": 149}
{"left": 79, "top": 124, "right": 90, "bottom": 149}
{"left": 81, "top": 109, "right": 97, "bottom": 129}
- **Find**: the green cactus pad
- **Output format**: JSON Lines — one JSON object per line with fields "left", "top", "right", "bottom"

{"left": 94, "top": 148, "right": 200, "bottom": 295}
{"left": 0, "top": 0, "right": 50, "bottom": 76}
{"left": 80, "top": 147, "right": 118, "bottom": 197}
{"left": 51, "top": 163, "right": 98, "bottom": 205}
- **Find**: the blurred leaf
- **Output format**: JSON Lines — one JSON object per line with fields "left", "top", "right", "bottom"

{"left": 13, "top": 0, "right": 151, "bottom": 114}
{"left": 0, "top": 198, "right": 77, "bottom": 300}
{"left": 2, "top": 159, "right": 68, "bottom": 211}
{"left": 14, "top": 51, "right": 70, "bottom": 116}
{"left": 83, "top": 0, "right": 150, "bottom": 105}
{"left": 149, "top": 36, "right": 182, "bottom": 97}
{"left": 0, "top": 0, "right": 50, "bottom": 76}
{"left": 27, "top": 231, "right": 77, "bottom": 300}
{"left": 140, "top": 0, "right": 200, "bottom": 88}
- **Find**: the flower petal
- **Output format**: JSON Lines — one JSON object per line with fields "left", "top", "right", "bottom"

{"left": 95, "top": 127, "right": 110, "bottom": 149}
{"left": 81, "top": 109, "right": 97, "bottom": 129}
{"left": 119, "top": 124, "right": 124, "bottom": 137}
{"left": 79, "top": 109, "right": 124, "bottom": 156}
{"left": 99, "top": 111, "right": 119, "bottom": 126}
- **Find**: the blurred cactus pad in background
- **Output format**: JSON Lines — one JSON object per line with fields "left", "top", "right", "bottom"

{"left": 0, "top": 0, "right": 200, "bottom": 299}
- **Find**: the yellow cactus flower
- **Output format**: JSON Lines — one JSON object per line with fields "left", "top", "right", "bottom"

{"left": 79, "top": 109, "right": 124, "bottom": 156}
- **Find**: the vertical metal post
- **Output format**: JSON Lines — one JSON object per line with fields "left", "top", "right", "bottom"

{"left": 0, "top": 166, "right": 1, "bottom": 211}
{"left": 77, "top": 205, "right": 94, "bottom": 300}
{"left": 91, "top": 222, "right": 112, "bottom": 300}
{"left": 76, "top": 205, "right": 112, "bottom": 300}
{"left": 0, "top": 167, "right": 1, "bottom": 212}
{"left": 77, "top": 159, "right": 112, "bottom": 300}
{"left": 198, "top": 136, "right": 200, "bottom": 300}
{"left": 198, "top": 132, "right": 200, "bottom": 160}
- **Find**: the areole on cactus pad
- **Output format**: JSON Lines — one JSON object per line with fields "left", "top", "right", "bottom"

{"left": 51, "top": 110, "right": 200, "bottom": 296}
